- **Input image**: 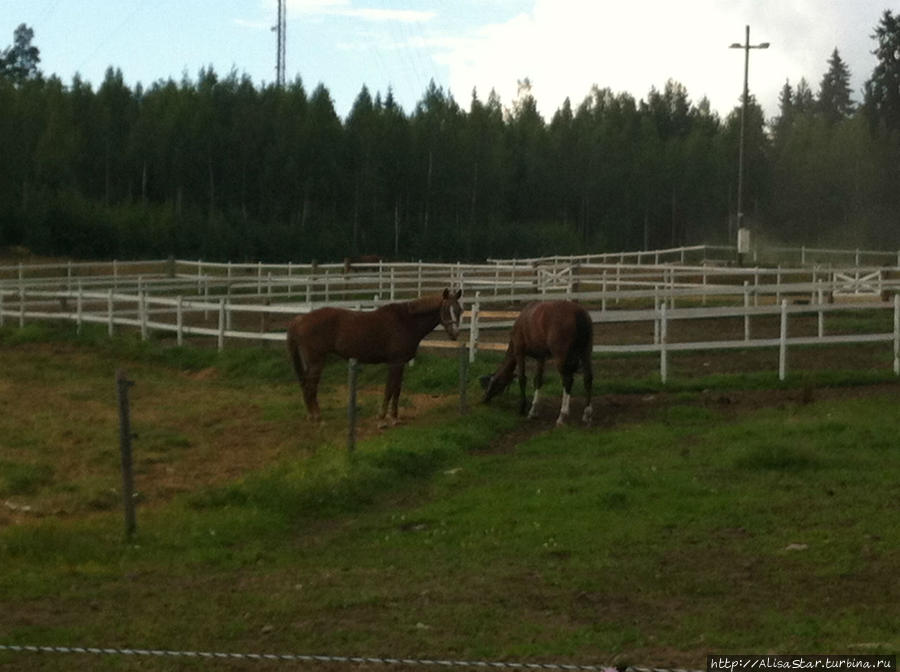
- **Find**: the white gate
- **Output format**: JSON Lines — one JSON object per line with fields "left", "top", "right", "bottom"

{"left": 832, "top": 270, "right": 882, "bottom": 298}
{"left": 536, "top": 265, "right": 573, "bottom": 293}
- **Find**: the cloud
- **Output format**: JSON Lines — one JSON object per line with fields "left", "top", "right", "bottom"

{"left": 432, "top": 0, "right": 882, "bottom": 119}
{"left": 285, "top": 0, "right": 434, "bottom": 23}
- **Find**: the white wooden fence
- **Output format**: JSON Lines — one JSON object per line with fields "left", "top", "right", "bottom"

{"left": 2, "top": 253, "right": 899, "bottom": 383}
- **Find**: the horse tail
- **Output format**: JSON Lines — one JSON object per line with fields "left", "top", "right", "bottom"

{"left": 286, "top": 320, "right": 306, "bottom": 385}
{"left": 574, "top": 306, "right": 593, "bottom": 351}
{"left": 572, "top": 306, "right": 594, "bottom": 372}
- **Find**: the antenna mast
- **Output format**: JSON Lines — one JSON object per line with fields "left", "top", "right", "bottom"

{"left": 275, "top": 0, "right": 286, "bottom": 87}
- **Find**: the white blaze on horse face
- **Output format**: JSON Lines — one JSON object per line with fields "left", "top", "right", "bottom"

{"left": 448, "top": 305, "right": 460, "bottom": 338}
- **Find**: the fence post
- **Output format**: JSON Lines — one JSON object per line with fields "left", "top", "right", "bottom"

{"left": 659, "top": 302, "right": 668, "bottom": 384}
{"left": 754, "top": 269, "right": 760, "bottom": 307}
{"left": 116, "top": 369, "right": 136, "bottom": 539}
{"left": 702, "top": 268, "right": 707, "bottom": 306}
{"left": 893, "top": 294, "right": 899, "bottom": 376}
{"left": 817, "top": 281, "right": 825, "bottom": 339}
{"left": 19, "top": 285, "right": 25, "bottom": 328}
{"left": 347, "top": 358, "right": 359, "bottom": 453}
{"left": 139, "top": 292, "right": 148, "bottom": 341}
{"left": 176, "top": 296, "right": 184, "bottom": 347}
{"left": 779, "top": 299, "right": 788, "bottom": 381}
{"left": 601, "top": 272, "right": 608, "bottom": 312}
{"left": 217, "top": 299, "right": 226, "bottom": 351}
{"left": 458, "top": 342, "right": 469, "bottom": 415}
{"left": 390, "top": 267, "right": 396, "bottom": 301}
{"left": 743, "top": 281, "right": 751, "bottom": 342}
{"left": 76, "top": 282, "right": 84, "bottom": 335}
{"left": 468, "top": 293, "right": 480, "bottom": 363}
{"left": 107, "top": 288, "right": 114, "bottom": 337}
{"left": 0, "top": 291, "right": 4, "bottom": 327}
{"left": 203, "top": 278, "right": 210, "bottom": 321}
{"left": 776, "top": 265, "right": 782, "bottom": 305}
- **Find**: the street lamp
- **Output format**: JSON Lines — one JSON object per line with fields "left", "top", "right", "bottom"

{"left": 730, "top": 25, "right": 769, "bottom": 260}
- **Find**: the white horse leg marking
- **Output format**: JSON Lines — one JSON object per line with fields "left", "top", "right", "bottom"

{"left": 528, "top": 389, "right": 541, "bottom": 419}
{"left": 582, "top": 403, "right": 593, "bottom": 425}
{"left": 556, "top": 390, "right": 571, "bottom": 426}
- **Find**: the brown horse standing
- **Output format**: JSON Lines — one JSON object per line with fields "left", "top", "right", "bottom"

{"left": 481, "top": 300, "right": 593, "bottom": 426}
{"left": 286, "top": 289, "right": 463, "bottom": 424}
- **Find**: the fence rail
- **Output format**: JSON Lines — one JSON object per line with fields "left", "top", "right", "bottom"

{"left": 2, "top": 252, "right": 899, "bottom": 382}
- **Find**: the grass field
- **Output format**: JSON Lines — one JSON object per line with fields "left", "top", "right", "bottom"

{"left": 0, "top": 323, "right": 898, "bottom": 671}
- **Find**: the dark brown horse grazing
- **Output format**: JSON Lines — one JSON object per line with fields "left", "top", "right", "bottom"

{"left": 287, "top": 289, "right": 463, "bottom": 424}
{"left": 481, "top": 300, "right": 594, "bottom": 426}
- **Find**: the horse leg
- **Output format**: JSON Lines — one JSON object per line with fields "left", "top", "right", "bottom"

{"left": 303, "top": 362, "right": 324, "bottom": 424}
{"left": 556, "top": 358, "right": 575, "bottom": 426}
{"left": 379, "top": 364, "right": 404, "bottom": 428}
{"left": 389, "top": 364, "right": 404, "bottom": 424}
{"left": 581, "top": 348, "right": 594, "bottom": 426}
{"left": 517, "top": 355, "right": 529, "bottom": 416}
{"left": 528, "top": 358, "right": 544, "bottom": 419}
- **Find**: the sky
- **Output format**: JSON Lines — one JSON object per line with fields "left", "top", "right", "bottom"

{"left": 1, "top": 0, "right": 890, "bottom": 121}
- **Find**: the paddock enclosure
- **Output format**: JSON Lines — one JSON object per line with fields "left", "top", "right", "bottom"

{"left": 2, "top": 244, "right": 899, "bottom": 381}
{"left": 2, "top": 244, "right": 899, "bottom": 671}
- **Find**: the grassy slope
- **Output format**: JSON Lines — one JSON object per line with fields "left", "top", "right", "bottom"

{"left": 0, "top": 325, "right": 898, "bottom": 671}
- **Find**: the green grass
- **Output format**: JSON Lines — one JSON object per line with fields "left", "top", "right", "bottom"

{"left": 1, "top": 323, "right": 898, "bottom": 670}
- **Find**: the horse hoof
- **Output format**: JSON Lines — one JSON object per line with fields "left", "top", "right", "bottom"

{"left": 582, "top": 407, "right": 593, "bottom": 426}
{"left": 555, "top": 416, "right": 567, "bottom": 427}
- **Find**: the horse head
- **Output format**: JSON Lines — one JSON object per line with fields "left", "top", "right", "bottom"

{"left": 439, "top": 288, "right": 463, "bottom": 340}
{"left": 481, "top": 369, "right": 514, "bottom": 403}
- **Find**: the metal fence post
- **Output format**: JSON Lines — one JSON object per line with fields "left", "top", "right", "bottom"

{"left": 116, "top": 369, "right": 136, "bottom": 538}
{"left": 817, "top": 281, "right": 825, "bottom": 339}
{"left": 659, "top": 302, "right": 668, "bottom": 384}
{"left": 217, "top": 299, "right": 226, "bottom": 351}
{"left": 779, "top": 299, "right": 789, "bottom": 381}
{"left": 75, "top": 282, "right": 84, "bottom": 334}
{"left": 468, "top": 292, "right": 480, "bottom": 363}
{"left": 459, "top": 343, "right": 469, "bottom": 415}
{"left": 139, "top": 292, "right": 148, "bottom": 341}
{"left": 743, "top": 281, "right": 751, "bottom": 342}
{"left": 347, "top": 358, "right": 359, "bottom": 453}
{"left": 176, "top": 296, "right": 184, "bottom": 347}
{"left": 893, "top": 294, "right": 899, "bottom": 376}
{"left": 107, "top": 288, "right": 114, "bottom": 337}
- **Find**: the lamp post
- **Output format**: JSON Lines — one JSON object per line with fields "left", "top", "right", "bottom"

{"left": 730, "top": 25, "right": 769, "bottom": 260}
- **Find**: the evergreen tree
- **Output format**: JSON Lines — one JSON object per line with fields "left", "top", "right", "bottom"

{"left": 0, "top": 24, "right": 40, "bottom": 84}
{"left": 863, "top": 10, "right": 900, "bottom": 132}
{"left": 817, "top": 48, "right": 853, "bottom": 124}
{"left": 793, "top": 78, "right": 816, "bottom": 114}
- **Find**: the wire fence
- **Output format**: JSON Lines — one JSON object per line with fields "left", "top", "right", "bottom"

{"left": 0, "top": 644, "right": 702, "bottom": 672}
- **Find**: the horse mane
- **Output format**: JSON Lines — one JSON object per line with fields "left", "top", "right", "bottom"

{"left": 405, "top": 294, "right": 443, "bottom": 316}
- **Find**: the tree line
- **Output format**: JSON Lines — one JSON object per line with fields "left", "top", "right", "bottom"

{"left": 1, "top": 11, "right": 899, "bottom": 263}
